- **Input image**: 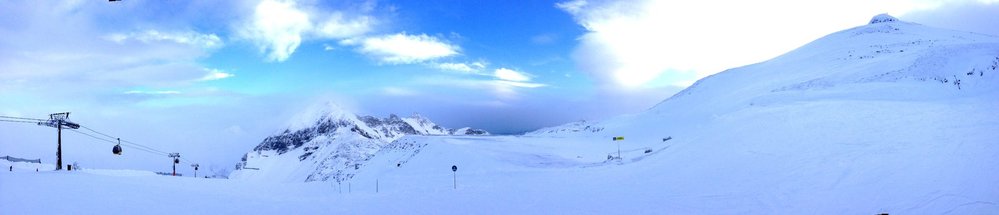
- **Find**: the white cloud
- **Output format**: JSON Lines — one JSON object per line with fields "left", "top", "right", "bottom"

{"left": 491, "top": 68, "right": 546, "bottom": 99}
{"left": 421, "top": 64, "right": 548, "bottom": 99}
{"left": 107, "top": 30, "right": 223, "bottom": 49}
{"left": 413, "top": 71, "right": 546, "bottom": 100}
{"left": 239, "top": 0, "right": 374, "bottom": 62}
{"left": 490, "top": 80, "right": 546, "bottom": 99}
{"left": 356, "top": 33, "right": 460, "bottom": 64}
{"left": 316, "top": 13, "right": 373, "bottom": 38}
{"left": 239, "top": 1, "right": 463, "bottom": 65}
{"left": 558, "top": 0, "right": 968, "bottom": 89}
{"left": 471, "top": 61, "right": 487, "bottom": 70}
{"left": 435, "top": 61, "right": 487, "bottom": 73}
{"left": 495, "top": 80, "right": 545, "bottom": 88}
{"left": 242, "top": 0, "right": 311, "bottom": 62}
{"left": 494, "top": 68, "right": 531, "bottom": 82}
{"left": 555, "top": 0, "right": 587, "bottom": 14}
{"left": 124, "top": 90, "right": 182, "bottom": 95}
{"left": 382, "top": 87, "right": 418, "bottom": 96}
{"left": 435, "top": 63, "right": 476, "bottom": 73}
{"left": 0, "top": 0, "right": 223, "bottom": 93}
{"left": 198, "top": 69, "right": 235, "bottom": 81}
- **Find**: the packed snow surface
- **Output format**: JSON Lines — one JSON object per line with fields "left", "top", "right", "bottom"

{"left": 3, "top": 15, "right": 999, "bottom": 214}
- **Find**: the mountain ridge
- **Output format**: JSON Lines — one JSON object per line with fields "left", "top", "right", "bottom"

{"left": 231, "top": 102, "right": 488, "bottom": 182}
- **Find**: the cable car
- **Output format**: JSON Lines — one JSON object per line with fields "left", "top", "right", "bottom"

{"left": 112, "top": 144, "right": 123, "bottom": 155}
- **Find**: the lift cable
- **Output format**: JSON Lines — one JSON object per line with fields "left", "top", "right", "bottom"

{"left": 67, "top": 129, "right": 169, "bottom": 157}
{"left": 1, "top": 114, "right": 193, "bottom": 164}
{"left": 77, "top": 125, "right": 172, "bottom": 156}
{"left": 0, "top": 119, "right": 44, "bottom": 124}
{"left": 0, "top": 115, "right": 47, "bottom": 122}
{"left": 79, "top": 125, "right": 170, "bottom": 155}
{"left": 119, "top": 139, "right": 171, "bottom": 155}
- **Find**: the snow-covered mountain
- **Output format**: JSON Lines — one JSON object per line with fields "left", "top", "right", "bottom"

{"left": 449, "top": 127, "right": 491, "bottom": 136}
{"left": 524, "top": 120, "right": 603, "bottom": 136}
{"left": 229, "top": 102, "right": 488, "bottom": 182}
{"left": 644, "top": 14, "right": 998, "bottom": 116}
{"left": 546, "top": 14, "right": 999, "bottom": 137}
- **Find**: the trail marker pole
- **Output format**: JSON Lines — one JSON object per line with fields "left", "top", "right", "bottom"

{"left": 613, "top": 136, "right": 624, "bottom": 159}
{"left": 452, "top": 165, "right": 458, "bottom": 189}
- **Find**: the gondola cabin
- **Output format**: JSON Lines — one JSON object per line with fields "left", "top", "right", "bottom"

{"left": 112, "top": 144, "right": 123, "bottom": 155}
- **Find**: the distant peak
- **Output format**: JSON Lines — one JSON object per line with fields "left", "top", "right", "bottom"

{"left": 285, "top": 100, "right": 355, "bottom": 131}
{"left": 314, "top": 101, "right": 350, "bottom": 117}
{"left": 869, "top": 14, "right": 899, "bottom": 24}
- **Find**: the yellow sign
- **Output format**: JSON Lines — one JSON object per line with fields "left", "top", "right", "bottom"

{"left": 613, "top": 136, "right": 624, "bottom": 141}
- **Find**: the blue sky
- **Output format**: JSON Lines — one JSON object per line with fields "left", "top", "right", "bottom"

{"left": 2, "top": 0, "right": 998, "bottom": 173}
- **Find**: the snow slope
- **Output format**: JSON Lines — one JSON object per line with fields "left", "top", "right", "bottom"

{"left": 505, "top": 14, "right": 999, "bottom": 213}
{"left": 3, "top": 15, "right": 998, "bottom": 214}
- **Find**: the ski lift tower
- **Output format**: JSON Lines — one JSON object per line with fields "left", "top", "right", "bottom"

{"left": 38, "top": 112, "right": 80, "bottom": 170}
{"left": 169, "top": 153, "right": 181, "bottom": 176}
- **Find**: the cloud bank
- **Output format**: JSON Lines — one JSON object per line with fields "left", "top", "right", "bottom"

{"left": 239, "top": 0, "right": 374, "bottom": 62}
